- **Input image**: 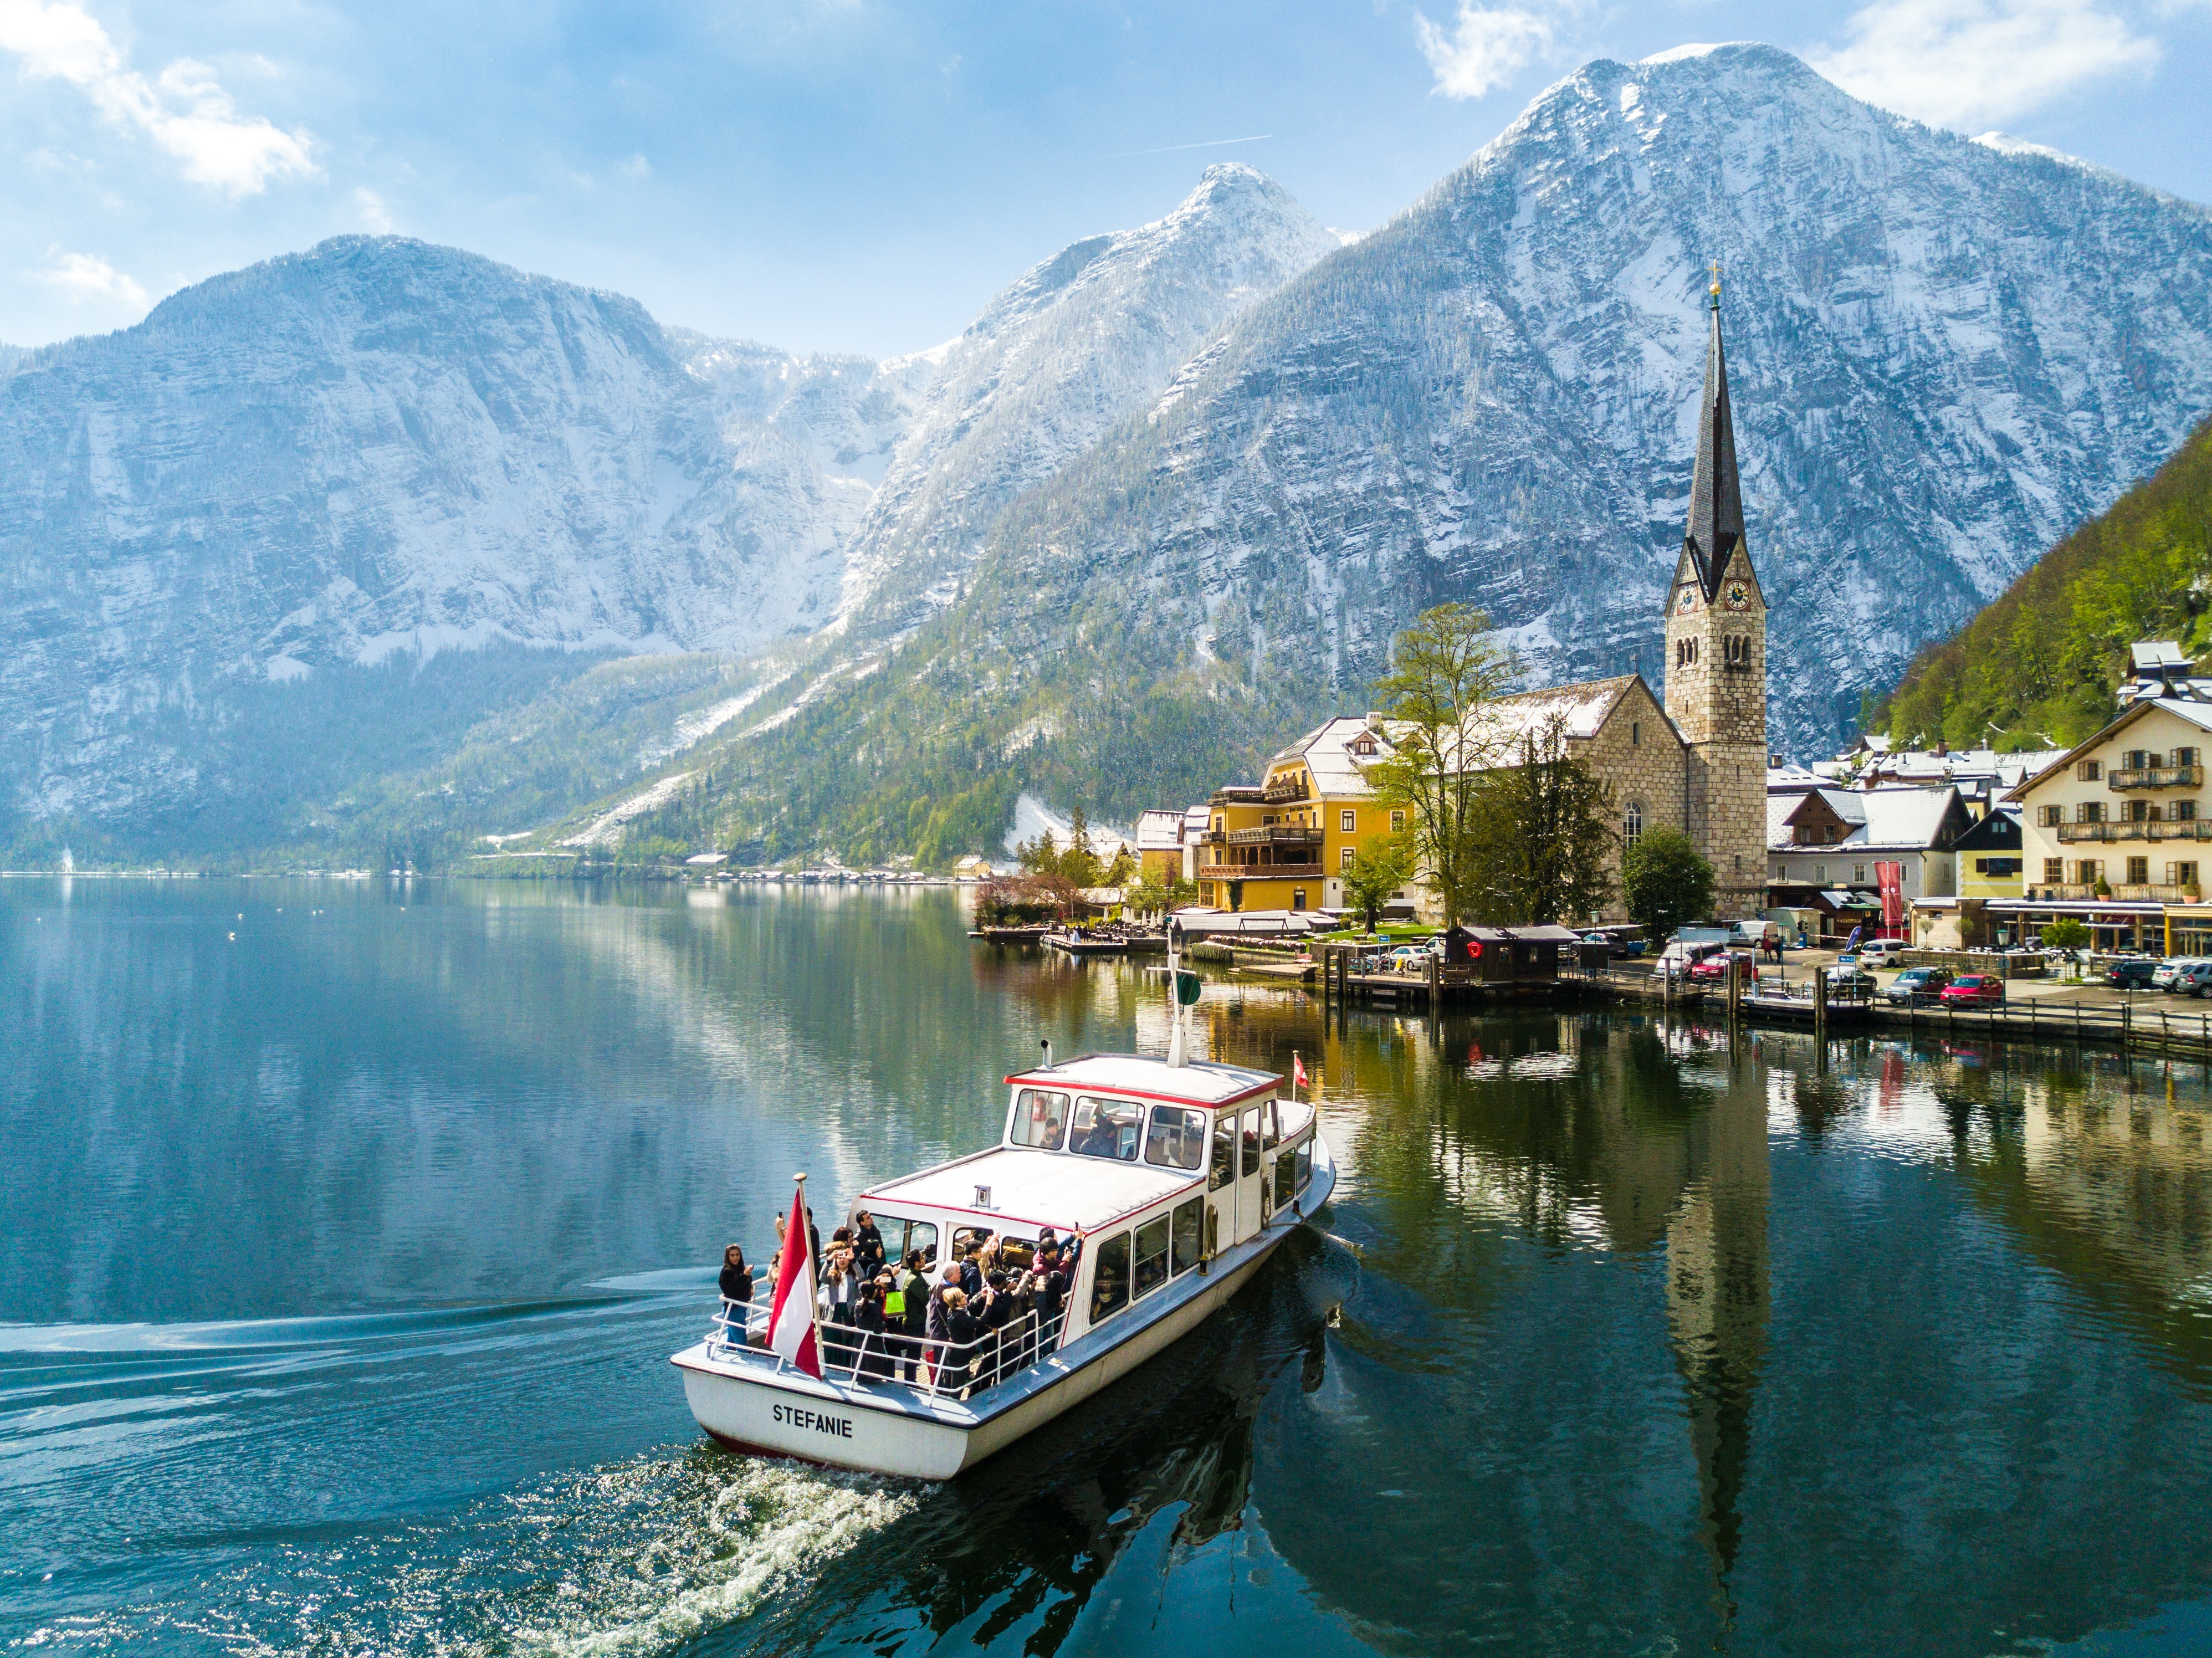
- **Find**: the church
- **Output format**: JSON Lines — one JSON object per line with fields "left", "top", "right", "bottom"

{"left": 1197, "top": 272, "right": 1769, "bottom": 923}
{"left": 1412, "top": 269, "right": 1770, "bottom": 921}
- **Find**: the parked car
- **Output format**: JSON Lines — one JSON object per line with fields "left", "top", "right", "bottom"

{"left": 1886, "top": 966, "right": 1954, "bottom": 1006}
{"left": 2105, "top": 959, "right": 2159, "bottom": 990}
{"left": 1688, "top": 950, "right": 1758, "bottom": 983}
{"left": 1826, "top": 966, "right": 1880, "bottom": 999}
{"left": 2171, "top": 961, "right": 2212, "bottom": 998}
{"left": 1857, "top": 938, "right": 1909, "bottom": 967}
{"left": 2154, "top": 958, "right": 2200, "bottom": 991}
{"left": 1939, "top": 974, "right": 2006, "bottom": 1006}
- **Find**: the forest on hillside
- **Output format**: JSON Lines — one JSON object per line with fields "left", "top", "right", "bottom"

{"left": 1877, "top": 415, "right": 2212, "bottom": 749}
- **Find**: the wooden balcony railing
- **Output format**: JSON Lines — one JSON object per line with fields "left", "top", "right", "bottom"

{"left": 1261, "top": 776, "right": 1310, "bottom": 804}
{"left": 2109, "top": 765, "right": 2205, "bottom": 790}
{"left": 1196, "top": 862, "right": 1327, "bottom": 882}
{"left": 2056, "top": 820, "right": 2212, "bottom": 842}
{"left": 1219, "top": 826, "right": 1325, "bottom": 848}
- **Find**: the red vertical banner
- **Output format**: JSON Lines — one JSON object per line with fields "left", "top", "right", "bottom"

{"left": 1876, "top": 861, "right": 1904, "bottom": 934}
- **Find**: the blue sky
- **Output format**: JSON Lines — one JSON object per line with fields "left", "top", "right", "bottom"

{"left": 2, "top": 0, "right": 2208, "bottom": 356}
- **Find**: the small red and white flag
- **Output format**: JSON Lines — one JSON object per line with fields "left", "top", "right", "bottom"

{"left": 1292, "top": 1052, "right": 1308, "bottom": 1094}
{"left": 766, "top": 1179, "right": 821, "bottom": 1378}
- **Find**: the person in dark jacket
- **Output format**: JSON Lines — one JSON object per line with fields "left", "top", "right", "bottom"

{"left": 895, "top": 1248, "right": 929, "bottom": 1380}
{"left": 856, "top": 1278, "right": 892, "bottom": 1380}
{"left": 958, "top": 1243, "right": 985, "bottom": 1298}
{"left": 940, "top": 1289, "right": 979, "bottom": 1396}
{"left": 717, "top": 1245, "right": 753, "bottom": 1343}
{"left": 853, "top": 1211, "right": 886, "bottom": 1277}
{"left": 1034, "top": 1247, "right": 1067, "bottom": 1350}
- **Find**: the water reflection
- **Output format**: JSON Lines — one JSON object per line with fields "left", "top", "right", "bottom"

{"left": 8, "top": 884, "right": 2212, "bottom": 1657}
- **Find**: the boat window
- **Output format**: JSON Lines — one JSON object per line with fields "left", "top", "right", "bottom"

{"left": 1209, "top": 1114, "right": 1235, "bottom": 1191}
{"left": 1089, "top": 1231, "right": 1131, "bottom": 1324}
{"left": 1241, "top": 1107, "right": 1262, "bottom": 1178}
{"left": 1171, "top": 1196, "right": 1204, "bottom": 1276}
{"left": 1145, "top": 1105, "right": 1207, "bottom": 1170}
{"left": 1010, "top": 1089, "right": 1069, "bottom": 1150}
{"left": 1133, "top": 1213, "right": 1171, "bottom": 1298}
{"left": 951, "top": 1225, "right": 1000, "bottom": 1266}
{"left": 1274, "top": 1149, "right": 1297, "bottom": 1210}
{"left": 1294, "top": 1137, "right": 1312, "bottom": 1195}
{"left": 881, "top": 1217, "right": 938, "bottom": 1271}
{"left": 1262, "top": 1097, "right": 1280, "bottom": 1152}
{"left": 1071, "top": 1096, "right": 1144, "bottom": 1161}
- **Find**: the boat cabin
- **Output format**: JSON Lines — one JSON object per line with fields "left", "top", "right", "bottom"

{"left": 856, "top": 1055, "right": 1320, "bottom": 1348}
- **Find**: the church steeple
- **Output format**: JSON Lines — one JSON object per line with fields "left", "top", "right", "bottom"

{"left": 1683, "top": 266, "right": 1745, "bottom": 603}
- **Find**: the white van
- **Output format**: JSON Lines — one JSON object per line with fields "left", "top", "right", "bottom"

{"left": 1728, "top": 919, "right": 1781, "bottom": 951}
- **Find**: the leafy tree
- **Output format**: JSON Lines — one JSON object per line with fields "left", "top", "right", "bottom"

{"left": 1341, "top": 837, "right": 1414, "bottom": 933}
{"left": 977, "top": 873, "right": 1078, "bottom": 925}
{"left": 2041, "top": 917, "right": 2091, "bottom": 952}
{"left": 1126, "top": 871, "right": 1199, "bottom": 917}
{"left": 1622, "top": 826, "right": 1716, "bottom": 942}
{"left": 1462, "top": 717, "right": 1617, "bottom": 924}
{"left": 1366, "top": 603, "right": 1517, "bottom": 925}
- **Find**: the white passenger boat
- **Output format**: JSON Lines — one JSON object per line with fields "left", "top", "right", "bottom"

{"left": 672, "top": 1044, "right": 1335, "bottom": 1479}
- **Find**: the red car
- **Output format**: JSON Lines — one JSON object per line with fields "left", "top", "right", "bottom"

{"left": 1939, "top": 974, "right": 2005, "bottom": 1006}
{"left": 1689, "top": 950, "right": 1758, "bottom": 983}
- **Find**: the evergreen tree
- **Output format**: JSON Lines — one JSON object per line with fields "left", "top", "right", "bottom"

{"left": 1462, "top": 717, "right": 1617, "bottom": 924}
{"left": 1621, "top": 827, "right": 1716, "bottom": 941}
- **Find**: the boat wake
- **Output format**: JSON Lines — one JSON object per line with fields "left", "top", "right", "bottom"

{"left": 2, "top": 1296, "right": 918, "bottom": 1657}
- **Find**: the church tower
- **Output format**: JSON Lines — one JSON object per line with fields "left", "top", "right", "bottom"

{"left": 1664, "top": 270, "right": 1768, "bottom": 915}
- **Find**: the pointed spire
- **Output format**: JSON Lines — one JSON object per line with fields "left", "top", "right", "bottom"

{"left": 1683, "top": 268, "right": 1747, "bottom": 602}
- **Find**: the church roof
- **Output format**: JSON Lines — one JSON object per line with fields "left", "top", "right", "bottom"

{"left": 1683, "top": 284, "right": 1747, "bottom": 603}
{"left": 1438, "top": 674, "right": 1657, "bottom": 770}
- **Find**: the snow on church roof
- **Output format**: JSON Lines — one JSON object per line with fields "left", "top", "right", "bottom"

{"left": 1439, "top": 675, "right": 1649, "bottom": 770}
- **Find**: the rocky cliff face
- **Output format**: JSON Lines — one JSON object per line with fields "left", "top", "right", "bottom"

{"left": 0, "top": 237, "right": 925, "bottom": 823}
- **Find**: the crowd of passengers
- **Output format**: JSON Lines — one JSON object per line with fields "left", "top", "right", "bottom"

{"left": 715, "top": 1208, "right": 1081, "bottom": 1398}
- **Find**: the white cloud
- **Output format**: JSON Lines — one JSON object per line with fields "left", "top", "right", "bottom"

{"left": 354, "top": 186, "right": 392, "bottom": 231}
{"left": 0, "top": 0, "right": 319, "bottom": 195}
{"left": 1809, "top": 0, "right": 2158, "bottom": 129}
{"left": 31, "top": 249, "right": 146, "bottom": 309}
{"left": 618, "top": 152, "right": 652, "bottom": 178}
{"left": 1413, "top": 2, "right": 1555, "bottom": 98}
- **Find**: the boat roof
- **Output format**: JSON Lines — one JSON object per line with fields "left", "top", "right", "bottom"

{"left": 863, "top": 1145, "right": 1200, "bottom": 1234}
{"left": 1001, "top": 1054, "right": 1280, "bottom": 1107}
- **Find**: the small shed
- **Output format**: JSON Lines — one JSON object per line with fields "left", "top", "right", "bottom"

{"left": 1455, "top": 924, "right": 1583, "bottom": 983}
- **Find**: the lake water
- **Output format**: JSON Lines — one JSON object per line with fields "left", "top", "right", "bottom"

{"left": 6, "top": 878, "right": 2212, "bottom": 1657}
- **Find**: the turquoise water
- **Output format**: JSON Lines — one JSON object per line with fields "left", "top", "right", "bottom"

{"left": 4, "top": 878, "right": 2211, "bottom": 1656}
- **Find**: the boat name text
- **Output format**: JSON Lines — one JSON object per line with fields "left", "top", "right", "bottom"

{"left": 771, "top": 1403, "right": 855, "bottom": 1438}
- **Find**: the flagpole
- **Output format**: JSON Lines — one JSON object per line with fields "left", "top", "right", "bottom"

{"left": 795, "top": 1171, "right": 824, "bottom": 1370}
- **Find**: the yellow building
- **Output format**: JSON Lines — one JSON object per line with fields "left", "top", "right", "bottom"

{"left": 1194, "top": 717, "right": 1415, "bottom": 914}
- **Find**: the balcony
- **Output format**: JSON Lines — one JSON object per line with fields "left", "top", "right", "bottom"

{"left": 1221, "top": 826, "right": 1325, "bottom": 848}
{"left": 2055, "top": 820, "right": 2212, "bottom": 842}
{"left": 2109, "top": 765, "right": 2205, "bottom": 790}
{"left": 1261, "top": 775, "right": 1310, "bottom": 804}
{"left": 2027, "top": 884, "right": 2192, "bottom": 903}
{"left": 1197, "top": 862, "right": 1327, "bottom": 882}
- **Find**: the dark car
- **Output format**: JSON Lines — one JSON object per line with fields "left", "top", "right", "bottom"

{"left": 1886, "top": 966, "right": 1953, "bottom": 1006}
{"left": 2106, "top": 959, "right": 2159, "bottom": 990}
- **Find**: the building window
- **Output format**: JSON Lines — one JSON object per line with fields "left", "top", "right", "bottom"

{"left": 2172, "top": 862, "right": 2200, "bottom": 888}
{"left": 1623, "top": 801, "right": 1643, "bottom": 847}
{"left": 1292, "top": 888, "right": 1307, "bottom": 911}
{"left": 2127, "top": 857, "right": 2150, "bottom": 884}
{"left": 1631, "top": 721, "right": 1641, "bottom": 746}
{"left": 1339, "top": 809, "right": 1356, "bottom": 832}
{"left": 2178, "top": 748, "right": 2200, "bottom": 769}
{"left": 2123, "top": 750, "right": 2152, "bottom": 770}
{"left": 2077, "top": 801, "right": 2105, "bottom": 823}
{"left": 1676, "top": 636, "right": 1699, "bottom": 667}
{"left": 1815, "top": 864, "right": 1826, "bottom": 882}
{"left": 2180, "top": 801, "right": 2200, "bottom": 822}
{"left": 1389, "top": 810, "right": 1405, "bottom": 833}
{"left": 1340, "top": 847, "right": 1355, "bottom": 871}
{"left": 1213, "top": 815, "right": 1224, "bottom": 833}
{"left": 2075, "top": 859, "right": 2102, "bottom": 886}
{"left": 1853, "top": 865, "right": 1867, "bottom": 883}
{"left": 2078, "top": 759, "right": 2102, "bottom": 782}
{"left": 2037, "top": 805, "right": 2062, "bottom": 828}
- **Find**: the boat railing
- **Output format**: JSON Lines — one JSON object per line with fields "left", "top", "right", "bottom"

{"left": 707, "top": 1288, "right": 1063, "bottom": 1404}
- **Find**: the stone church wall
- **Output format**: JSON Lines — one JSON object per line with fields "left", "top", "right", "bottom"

{"left": 1574, "top": 679, "right": 1688, "bottom": 923}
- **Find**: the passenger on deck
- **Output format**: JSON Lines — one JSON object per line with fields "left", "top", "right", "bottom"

{"left": 856, "top": 1277, "right": 893, "bottom": 1379}
{"left": 939, "top": 1289, "right": 978, "bottom": 1396}
{"left": 718, "top": 1245, "right": 752, "bottom": 1341}
{"left": 1033, "top": 1246, "right": 1067, "bottom": 1349}
{"left": 820, "top": 1251, "right": 858, "bottom": 1368}
{"left": 853, "top": 1211, "right": 885, "bottom": 1277}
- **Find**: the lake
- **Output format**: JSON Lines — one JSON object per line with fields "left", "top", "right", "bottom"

{"left": 4, "top": 877, "right": 2211, "bottom": 1656}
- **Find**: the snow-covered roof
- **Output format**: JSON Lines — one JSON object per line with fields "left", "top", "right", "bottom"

{"left": 1268, "top": 714, "right": 1392, "bottom": 797}
{"left": 864, "top": 1145, "right": 1200, "bottom": 1235}
{"left": 1424, "top": 674, "right": 1651, "bottom": 771}
{"left": 1135, "top": 809, "right": 1185, "bottom": 851}
{"left": 1857, "top": 787, "right": 1960, "bottom": 850}
{"left": 1767, "top": 763, "right": 1822, "bottom": 790}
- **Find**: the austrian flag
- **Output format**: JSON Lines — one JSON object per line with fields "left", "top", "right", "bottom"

{"left": 766, "top": 1180, "right": 821, "bottom": 1378}
{"left": 1292, "top": 1052, "right": 1308, "bottom": 1093}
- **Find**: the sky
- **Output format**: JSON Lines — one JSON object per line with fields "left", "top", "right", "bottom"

{"left": 2, "top": 0, "right": 2208, "bottom": 357}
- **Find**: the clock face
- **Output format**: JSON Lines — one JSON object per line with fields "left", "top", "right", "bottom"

{"left": 1724, "top": 580, "right": 1750, "bottom": 612}
{"left": 1676, "top": 588, "right": 1697, "bottom": 613}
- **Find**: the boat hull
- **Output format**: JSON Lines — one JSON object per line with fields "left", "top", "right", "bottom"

{"left": 675, "top": 1137, "right": 1337, "bottom": 1478}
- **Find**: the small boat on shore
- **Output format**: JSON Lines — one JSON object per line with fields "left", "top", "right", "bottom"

{"left": 672, "top": 997, "right": 1333, "bottom": 1478}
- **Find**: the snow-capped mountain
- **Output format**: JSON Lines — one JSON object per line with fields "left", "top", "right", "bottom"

{"left": 888, "top": 43, "right": 2212, "bottom": 764}
{"left": 841, "top": 164, "right": 1342, "bottom": 627}
{"left": 0, "top": 237, "right": 926, "bottom": 822}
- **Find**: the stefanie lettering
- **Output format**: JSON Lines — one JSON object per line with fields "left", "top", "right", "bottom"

{"left": 771, "top": 1402, "right": 854, "bottom": 1438}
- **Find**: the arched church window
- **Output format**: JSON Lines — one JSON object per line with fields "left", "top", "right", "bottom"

{"left": 1624, "top": 802, "right": 1644, "bottom": 847}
